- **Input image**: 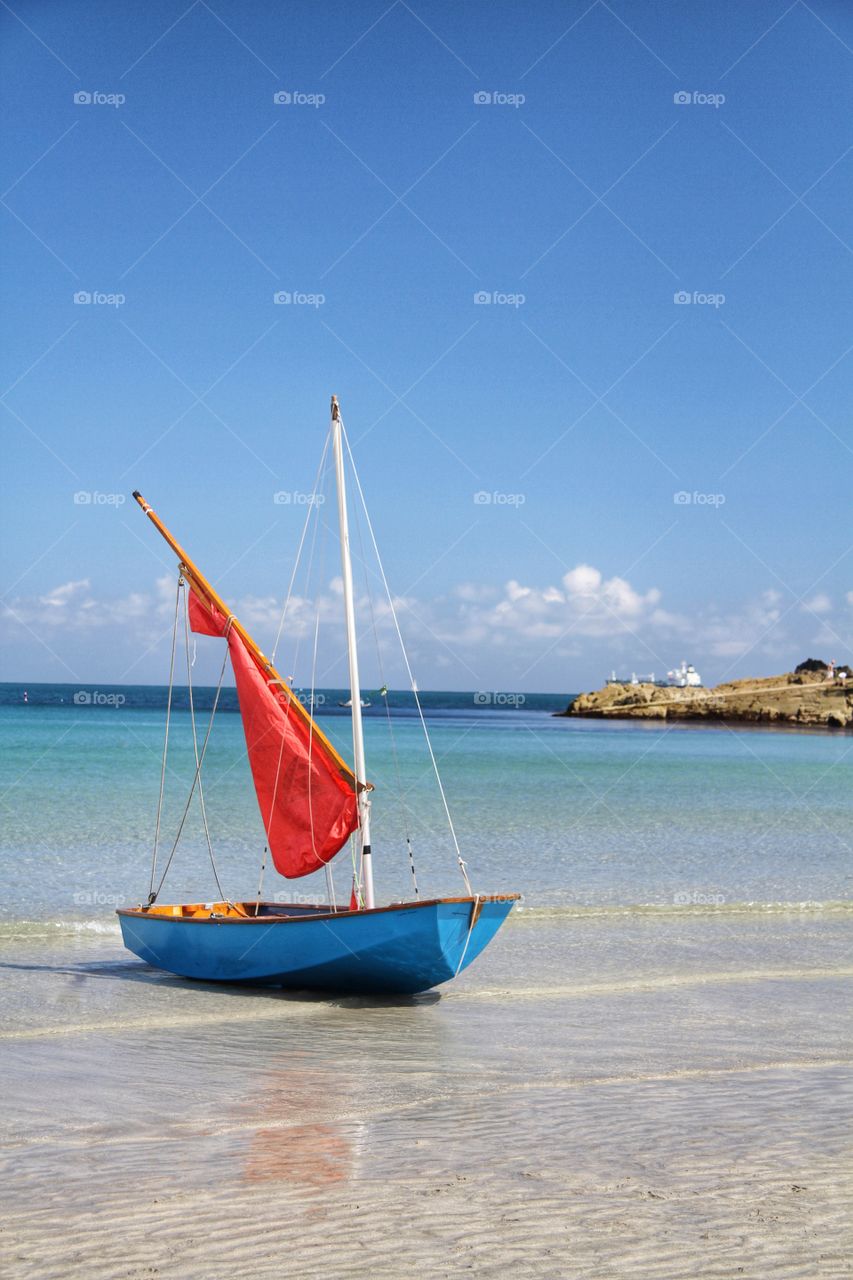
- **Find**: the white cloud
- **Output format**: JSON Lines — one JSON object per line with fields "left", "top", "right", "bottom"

{"left": 701, "top": 589, "right": 785, "bottom": 660}
{"left": 563, "top": 564, "right": 601, "bottom": 597}
{"left": 4, "top": 565, "right": 844, "bottom": 687}
{"left": 432, "top": 564, "right": 665, "bottom": 648}
{"left": 39, "top": 579, "right": 91, "bottom": 609}
{"left": 6, "top": 577, "right": 175, "bottom": 632}
{"left": 802, "top": 592, "right": 832, "bottom": 615}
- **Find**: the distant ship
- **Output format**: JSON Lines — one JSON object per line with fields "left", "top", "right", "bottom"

{"left": 338, "top": 696, "right": 372, "bottom": 708}
{"left": 666, "top": 661, "right": 702, "bottom": 688}
{"left": 606, "top": 661, "right": 703, "bottom": 689}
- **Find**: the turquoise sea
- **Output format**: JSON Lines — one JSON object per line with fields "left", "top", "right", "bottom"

{"left": 1, "top": 682, "right": 851, "bottom": 924}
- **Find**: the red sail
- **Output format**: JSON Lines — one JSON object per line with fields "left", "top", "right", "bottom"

{"left": 188, "top": 587, "right": 359, "bottom": 879}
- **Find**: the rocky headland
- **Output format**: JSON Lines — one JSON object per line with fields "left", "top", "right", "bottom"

{"left": 563, "top": 667, "right": 853, "bottom": 729}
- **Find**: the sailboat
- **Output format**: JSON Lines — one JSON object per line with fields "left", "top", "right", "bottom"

{"left": 117, "top": 397, "right": 518, "bottom": 995}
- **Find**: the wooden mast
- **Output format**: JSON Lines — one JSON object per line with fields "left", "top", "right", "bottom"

{"left": 131, "top": 489, "right": 359, "bottom": 790}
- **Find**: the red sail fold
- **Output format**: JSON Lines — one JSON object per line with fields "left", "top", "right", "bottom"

{"left": 188, "top": 587, "right": 359, "bottom": 879}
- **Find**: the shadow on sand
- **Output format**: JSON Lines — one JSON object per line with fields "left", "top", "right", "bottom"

{"left": 0, "top": 957, "right": 442, "bottom": 1008}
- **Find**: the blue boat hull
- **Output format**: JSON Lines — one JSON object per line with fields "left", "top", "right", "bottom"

{"left": 117, "top": 896, "right": 517, "bottom": 995}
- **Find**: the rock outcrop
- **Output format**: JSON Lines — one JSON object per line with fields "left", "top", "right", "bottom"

{"left": 563, "top": 670, "right": 853, "bottom": 729}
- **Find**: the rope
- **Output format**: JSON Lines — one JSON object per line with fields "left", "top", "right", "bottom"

{"left": 149, "top": 574, "right": 182, "bottom": 902}
{"left": 350, "top": 475, "right": 419, "bottom": 899}
{"left": 341, "top": 422, "right": 473, "bottom": 896}
{"left": 183, "top": 586, "right": 227, "bottom": 903}
{"left": 151, "top": 590, "right": 231, "bottom": 903}
{"left": 254, "top": 436, "right": 330, "bottom": 906}
{"left": 271, "top": 432, "right": 330, "bottom": 664}
{"left": 254, "top": 846, "right": 267, "bottom": 914}
{"left": 454, "top": 895, "right": 481, "bottom": 977}
{"left": 349, "top": 832, "right": 363, "bottom": 909}
{"left": 325, "top": 862, "right": 337, "bottom": 911}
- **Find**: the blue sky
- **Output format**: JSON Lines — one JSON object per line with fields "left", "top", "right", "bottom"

{"left": 2, "top": 0, "right": 852, "bottom": 693}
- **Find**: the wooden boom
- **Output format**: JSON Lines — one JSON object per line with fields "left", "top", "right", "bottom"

{"left": 132, "top": 490, "right": 360, "bottom": 790}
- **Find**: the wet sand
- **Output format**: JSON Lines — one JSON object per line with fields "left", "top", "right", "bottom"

{"left": 1, "top": 909, "right": 851, "bottom": 1279}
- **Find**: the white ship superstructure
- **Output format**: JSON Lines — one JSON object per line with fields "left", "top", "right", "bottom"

{"left": 667, "top": 661, "right": 702, "bottom": 688}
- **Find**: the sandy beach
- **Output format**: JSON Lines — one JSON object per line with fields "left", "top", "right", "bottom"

{"left": 2, "top": 907, "right": 851, "bottom": 1279}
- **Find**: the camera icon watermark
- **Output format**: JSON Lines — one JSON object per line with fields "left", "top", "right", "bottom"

{"left": 474, "top": 691, "right": 526, "bottom": 707}
{"left": 273, "top": 291, "right": 325, "bottom": 308}
{"left": 673, "top": 491, "right": 726, "bottom": 507}
{"left": 273, "top": 90, "right": 325, "bottom": 107}
{"left": 73, "top": 290, "right": 126, "bottom": 307}
{"left": 73, "top": 491, "right": 126, "bottom": 506}
{"left": 73, "top": 690, "right": 126, "bottom": 707}
{"left": 673, "top": 890, "right": 726, "bottom": 906}
{"left": 474, "top": 290, "right": 525, "bottom": 307}
{"left": 473, "top": 490, "right": 526, "bottom": 506}
{"left": 295, "top": 691, "right": 326, "bottom": 708}
{"left": 673, "top": 290, "right": 725, "bottom": 308}
{"left": 74, "top": 90, "right": 126, "bottom": 108}
{"left": 673, "top": 90, "right": 725, "bottom": 108}
{"left": 73, "top": 889, "right": 126, "bottom": 906}
{"left": 273, "top": 491, "right": 325, "bottom": 505}
{"left": 473, "top": 90, "right": 525, "bottom": 108}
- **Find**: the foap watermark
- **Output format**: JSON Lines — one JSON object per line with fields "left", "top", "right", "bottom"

{"left": 273, "top": 290, "right": 325, "bottom": 308}
{"left": 273, "top": 889, "right": 334, "bottom": 904}
{"left": 673, "top": 90, "right": 725, "bottom": 108}
{"left": 273, "top": 90, "right": 325, "bottom": 107}
{"left": 73, "top": 690, "right": 126, "bottom": 707}
{"left": 474, "top": 691, "right": 526, "bottom": 707}
{"left": 673, "top": 490, "right": 726, "bottom": 507}
{"left": 473, "top": 490, "right": 526, "bottom": 506}
{"left": 74, "top": 290, "right": 126, "bottom": 307}
{"left": 73, "top": 889, "right": 126, "bottom": 906}
{"left": 294, "top": 691, "right": 326, "bottom": 708}
{"left": 474, "top": 290, "right": 525, "bottom": 307}
{"left": 674, "top": 890, "right": 726, "bottom": 906}
{"left": 73, "top": 490, "right": 125, "bottom": 507}
{"left": 273, "top": 491, "right": 325, "bottom": 505}
{"left": 674, "top": 290, "right": 725, "bottom": 308}
{"left": 473, "top": 90, "right": 525, "bottom": 108}
{"left": 73, "top": 490, "right": 125, "bottom": 506}
{"left": 74, "top": 90, "right": 126, "bottom": 108}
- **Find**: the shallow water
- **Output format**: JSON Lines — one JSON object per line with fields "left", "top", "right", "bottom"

{"left": 2, "top": 693, "right": 852, "bottom": 920}
{"left": 1, "top": 912, "right": 851, "bottom": 1279}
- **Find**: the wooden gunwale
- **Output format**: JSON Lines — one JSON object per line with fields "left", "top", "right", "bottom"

{"left": 117, "top": 894, "right": 521, "bottom": 925}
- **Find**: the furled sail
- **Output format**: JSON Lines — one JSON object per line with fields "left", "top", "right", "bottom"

{"left": 187, "top": 584, "right": 359, "bottom": 879}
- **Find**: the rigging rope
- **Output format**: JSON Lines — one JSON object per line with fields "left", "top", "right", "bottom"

{"left": 341, "top": 421, "right": 473, "bottom": 896}
{"left": 307, "top": 574, "right": 323, "bottom": 865}
{"left": 183, "top": 586, "right": 227, "bottom": 903}
{"left": 150, "top": 586, "right": 232, "bottom": 903}
{"left": 255, "top": 435, "right": 331, "bottom": 909}
{"left": 271, "top": 432, "right": 331, "bottom": 665}
{"left": 454, "top": 895, "right": 482, "bottom": 976}
{"left": 350, "top": 472, "right": 419, "bottom": 900}
{"left": 149, "top": 574, "right": 182, "bottom": 902}
{"left": 307, "top": 480, "right": 342, "bottom": 911}
{"left": 254, "top": 845, "right": 267, "bottom": 915}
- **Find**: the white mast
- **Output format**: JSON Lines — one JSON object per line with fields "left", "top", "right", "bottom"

{"left": 331, "top": 395, "right": 375, "bottom": 910}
